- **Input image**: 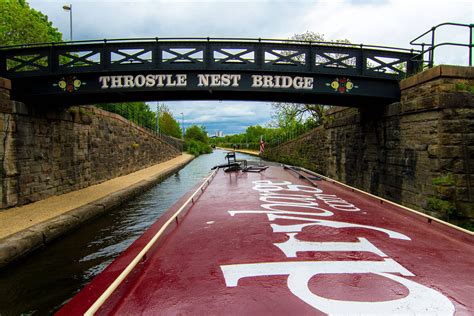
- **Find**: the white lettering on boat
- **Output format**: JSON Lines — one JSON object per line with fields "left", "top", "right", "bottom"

{"left": 220, "top": 180, "right": 455, "bottom": 314}
{"left": 221, "top": 260, "right": 454, "bottom": 314}
{"left": 314, "top": 193, "right": 360, "bottom": 211}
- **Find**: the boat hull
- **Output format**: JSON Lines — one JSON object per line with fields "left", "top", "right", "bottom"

{"left": 58, "top": 166, "right": 474, "bottom": 315}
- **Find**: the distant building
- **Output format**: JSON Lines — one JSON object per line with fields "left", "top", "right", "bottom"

{"left": 215, "top": 131, "right": 224, "bottom": 137}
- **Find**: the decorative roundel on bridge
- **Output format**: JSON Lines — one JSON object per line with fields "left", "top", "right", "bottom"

{"left": 53, "top": 76, "right": 85, "bottom": 92}
{"left": 327, "top": 78, "right": 358, "bottom": 93}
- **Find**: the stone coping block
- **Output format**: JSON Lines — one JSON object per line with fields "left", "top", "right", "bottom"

{"left": 0, "top": 77, "right": 12, "bottom": 90}
{"left": 400, "top": 65, "right": 474, "bottom": 90}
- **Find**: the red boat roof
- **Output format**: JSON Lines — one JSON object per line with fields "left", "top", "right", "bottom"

{"left": 58, "top": 166, "right": 474, "bottom": 315}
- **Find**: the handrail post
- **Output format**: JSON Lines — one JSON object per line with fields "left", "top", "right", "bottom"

{"left": 101, "top": 39, "right": 110, "bottom": 71}
{"left": 154, "top": 37, "right": 161, "bottom": 69}
{"left": 358, "top": 44, "right": 364, "bottom": 76}
{"left": 256, "top": 38, "right": 263, "bottom": 68}
{"left": 421, "top": 43, "right": 425, "bottom": 70}
{"left": 205, "top": 37, "right": 211, "bottom": 69}
{"left": 469, "top": 24, "right": 473, "bottom": 66}
{"left": 307, "top": 41, "right": 313, "bottom": 72}
{"left": 48, "top": 42, "right": 57, "bottom": 73}
{"left": 429, "top": 27, "right": 435, "bottom": 68}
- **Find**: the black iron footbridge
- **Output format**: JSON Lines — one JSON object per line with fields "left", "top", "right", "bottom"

{"left": 0, "top": 38, "right": 422, "bottom": 106}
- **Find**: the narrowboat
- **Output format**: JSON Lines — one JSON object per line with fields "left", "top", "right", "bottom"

{"left": 57, "top": 157, "right": 474, "bottom": 315}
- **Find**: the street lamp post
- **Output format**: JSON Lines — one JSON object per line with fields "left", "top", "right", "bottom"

{"left": 156, "top": 103, "right": 160, "bottom": 136}
{"left": 62, "top": 4, "right": 73, "bottom": 41}
{"left": 180, "top": 112, "right": 184, "bottom": 139}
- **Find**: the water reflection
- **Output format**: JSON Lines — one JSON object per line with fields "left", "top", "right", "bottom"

{"left": 0, "top": 150, "right": 261, "bottom": 315}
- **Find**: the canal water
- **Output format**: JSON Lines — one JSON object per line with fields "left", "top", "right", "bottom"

{"left": 0, "top": 150, "right": 265, "bottom": 315}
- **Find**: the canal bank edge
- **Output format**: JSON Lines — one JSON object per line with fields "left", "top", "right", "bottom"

{"left": 0, "top": 154, "right": 194, "bottom": 269}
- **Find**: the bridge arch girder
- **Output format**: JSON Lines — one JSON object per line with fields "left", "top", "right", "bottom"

{"left": 0, "top": 39, "right": 420, "bottom": 106}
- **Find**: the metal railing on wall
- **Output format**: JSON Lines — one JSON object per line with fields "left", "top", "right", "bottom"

{"left": 410, "top": 22, "right": 473, "bottom": 69}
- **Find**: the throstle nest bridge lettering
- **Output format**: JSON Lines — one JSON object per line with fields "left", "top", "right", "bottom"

{"left": 98, "top": 74, "right": 314, "bottom": 90}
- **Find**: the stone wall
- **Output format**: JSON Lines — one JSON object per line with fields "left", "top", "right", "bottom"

{"left": 263, "top": 127, "right": 328, "bottom": 174}
{"left": 0, "top": 78, "right": 181, "bottom": 209}
{"left": 264, "top": 65, "right": 473, "bottom": 222}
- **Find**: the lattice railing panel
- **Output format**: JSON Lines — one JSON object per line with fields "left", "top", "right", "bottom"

{"left": 366, "top": 55, "right": 407, "bottom": 75}
{"left": 213, "top": 48, "right": 255, "bottom": 64}
{"left": 0, "top": 40, "right": 419, "bottom": 80}
{"left": 59, "top": 50, "right": 101, "bottom": 68}
{"left": 6, "top": 54, "right": 48, "bottom": 72}
{"left": 264, "top": 49, "right": 305, "bottom": 66}
{"left": 111, "top": 48, "right": 152, "bottom": 65}
{"left": 315, "top": 52, "right": 357, "bottom": 69}
{"left": 162, "top": 48, "right": 204, "bottom": 63}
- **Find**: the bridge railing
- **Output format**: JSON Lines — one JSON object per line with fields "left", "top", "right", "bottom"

{"left": 410, "top": 22, "right": 473, "bottom": 68}
{"left": 0, "top": 38, "right": 420, "bottom": 80}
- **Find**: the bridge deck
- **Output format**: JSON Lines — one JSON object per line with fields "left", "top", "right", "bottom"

{"left": 58, "top": 165, "right": 473, "bottom": 315}
{"left": 0, "top": 39, "right": 420, "bottom": 106}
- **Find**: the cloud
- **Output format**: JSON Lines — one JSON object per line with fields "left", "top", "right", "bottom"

{"left": 296, "top": 0, "right": 472, "bottom": 64}
{"left": 30, "top": 0, "right": 473, "bottom": 60}
{"left": 30, "top": 0, "right": 310, "bottom": 40}
{"left": 151, "top": 100, "right": 273, "bottom": 135}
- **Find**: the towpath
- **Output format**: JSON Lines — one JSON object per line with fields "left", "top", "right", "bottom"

{"left": 0, "top": 153, "right": 193, "bottom": 268}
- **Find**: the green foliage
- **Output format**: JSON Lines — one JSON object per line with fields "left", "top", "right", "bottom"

{"left": 432, "top": 173, "right": 454, "bottom": 186}
{"left": 245, "top": 125, "right": 266, "bottom": 143}
{"left": 426, "top": 197, "right": 456, "bottom": 217}
{"left": 0, "top": 0, "right": 63, "bottom": 46}
{"left": 184, "top": 139, "right": 212, "bottom": 156}
{"left": 459, "top": 221, "right": 474, "bottom": 232}
{"left": 159, "top": 105, "right": 182, "bottom": 138}
{"left": 184, "top": 125, "right": 211, "bottom": 156}
{"left": 426, "top": 173, "right": 457, "bottom": 220}
{"left": 455, "top": 82, "right": 474, "bottom": 93}
{"left": 185, "top": 125, "right": 208, "bottom": 143}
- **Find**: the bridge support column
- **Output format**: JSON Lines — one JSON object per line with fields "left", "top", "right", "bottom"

{"left": 263, "top": 66, "right": 473, "bottom": 224}
{"left": 0, "top": 78, "right": 12, "bottom": 112}
{"left": 398, "top": 66, "right": 474, "bottom": 221}
{"left": 0, "top": 78, "right": 18, "bottom": 208}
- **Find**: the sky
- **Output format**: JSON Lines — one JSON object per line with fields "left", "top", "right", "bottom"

{"left": 28, "top": 0, "right": 473, "bottom": 135}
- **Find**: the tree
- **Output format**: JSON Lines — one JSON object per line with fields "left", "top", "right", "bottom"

{"left": 271, "top": 102, "right": 332, "bottom": 129}
{"left": 158, "top": 104, "right": 182, "bottom": 138}
{"left": 245, "top": 125, "right": 265, "bottom": 142}
{"left": 185, "top": 125, "right": 208, "bottom": 143}
{"left": 184, "top": 125, "right": 212, "bottom": 156}
{"left": 0, "top": 0, "right": 63, "bottom": 46}
{"left": 272, "top": 31, "right": 352, "bottom": 130}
